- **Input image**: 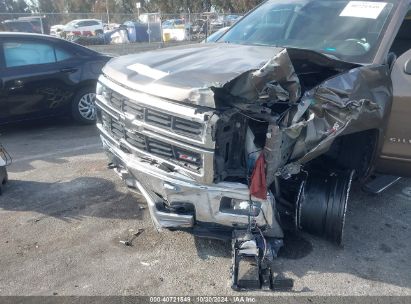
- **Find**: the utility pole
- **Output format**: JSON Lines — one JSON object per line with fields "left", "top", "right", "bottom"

{"left": 136, "top": 2, "right": 141, "bottom": 19}
{"left": 37, "top": 4, "right": 44, "bottom": 34}
{"left": 106, "top": 0, "right": 110, "bottom": 24}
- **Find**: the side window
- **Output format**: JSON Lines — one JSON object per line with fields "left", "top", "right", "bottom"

{"left": 390, "top": 9, "right": 411, "bottom": 57}
{"left": 84, "top": 21, "right": 99, "bottom": 26}
{"left": 55, "top": 48, "right": 73, "bottom": 62}
{"left": 4, "top": 41, "right": 56, "bottom": 68}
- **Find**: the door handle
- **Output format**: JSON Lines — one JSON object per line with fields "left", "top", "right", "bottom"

{"left": 60, "top": 67, "right": 79, "bottom": 73}
{"left": 9, "top": 80, "right": 24, "bottom": 91}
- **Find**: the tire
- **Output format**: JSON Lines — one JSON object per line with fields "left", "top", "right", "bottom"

{"left": 296, "top": 170, "right": 355, "bottom": 246}
{"left": 71, "top": 87, "right": 97, "bottom": 124}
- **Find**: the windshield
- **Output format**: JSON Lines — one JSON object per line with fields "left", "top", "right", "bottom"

{"left": 219, "top": 0, "right": 397, "bottom": 63}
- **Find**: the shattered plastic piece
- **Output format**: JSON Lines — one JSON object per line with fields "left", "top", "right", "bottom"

{"left": 120, "top": 228, "right": 144, "bottom": 247}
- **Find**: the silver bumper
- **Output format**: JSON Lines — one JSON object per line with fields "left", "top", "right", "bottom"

{"left": 99, "top": 125, "right": 278, "bottom": 232}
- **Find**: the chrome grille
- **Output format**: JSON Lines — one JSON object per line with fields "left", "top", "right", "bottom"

{"left": 146, "top": 108, "right": 172, "bottom": 128}
{"left": 102, "top": 86, "right": 203, "bottom": 139}
{"left": 123, "top": 100, "right": 144, "bottom": 120}
{"left": 102, "top": 112, "right": 123, "bottom": 140}
{"left": 125, "top": 130, "right": 146, "bottom": 150}
{"left": 108, "top": 91, "right": 123, "bottom": 111}
{"left": 174, "top": 117, "right": 203, "bottom": 136}
{"left": 101, "top": 111, "right": 202, "bottom": 170}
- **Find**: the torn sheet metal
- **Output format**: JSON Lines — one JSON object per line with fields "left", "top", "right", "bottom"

{"left": 227, "top": 49, "right": 301, "bottom": 103}
{"left": 288, "top": 65, "right": 392, "bottom": 165}
{"left": 264, "top": 125, "right": 283, "bottom": 187}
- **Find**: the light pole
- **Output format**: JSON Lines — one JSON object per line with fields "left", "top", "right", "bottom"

{"left": 106, "top": 0, "right": 110, "bottom": 24}
{"left": 136, "top": 2, "right": 141, "bottom": 19}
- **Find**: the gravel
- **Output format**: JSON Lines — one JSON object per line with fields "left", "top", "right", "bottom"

{"left": 0, "top": 43, "right": 410, "bottom": 297}
{"left": 0, "top": 119, "right": 409, "bottom": 296}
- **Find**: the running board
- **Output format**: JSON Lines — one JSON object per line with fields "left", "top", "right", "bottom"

{"left": 363, "top": 175, "right": 401, "bottom": 194}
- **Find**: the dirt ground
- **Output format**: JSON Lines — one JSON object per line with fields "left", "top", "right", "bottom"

{"left": 0, "top": 119, "right": 410, "bottom": 296}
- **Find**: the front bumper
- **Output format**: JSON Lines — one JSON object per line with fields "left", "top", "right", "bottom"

{"left": 98, "top": 126, "right": 277, "bottom": 231}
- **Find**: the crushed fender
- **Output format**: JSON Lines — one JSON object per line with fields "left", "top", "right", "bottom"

{"left": 217, "top": 49, "right": 392, "bottom": 291}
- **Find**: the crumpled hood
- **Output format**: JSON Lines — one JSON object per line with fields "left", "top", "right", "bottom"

{"left": 103, "top": 43, "right": 285, "bottom": 108}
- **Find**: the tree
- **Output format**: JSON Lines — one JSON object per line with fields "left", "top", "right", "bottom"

{"left": 211, "top": 0, "right": 264, "bottom": 13}
{"left": 1, "top": 0, "right": 31, "bottom": 13}
{"left": 139, "top": 0, "right": 263, "bottom": 14}
{"left": 0, "top": 0, "right": 6, "bottom": 13}
{"left": 1, "top": 0, "right": 264, "bottom": 17}
{"left": 35, "top": 0, "right": 65, "bottom": 13}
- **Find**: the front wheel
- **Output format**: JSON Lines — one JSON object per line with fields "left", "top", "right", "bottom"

{"left": 71, "top": 88, "right": 97, "bottom": 124}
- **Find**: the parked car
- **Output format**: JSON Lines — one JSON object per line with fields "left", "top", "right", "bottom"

{"left": 63, "top": 19, "right": 104, "bottom": 36}
{"left": 50, "top": 24, "right": 65, "bottom": 36}
{"left": 96, "top": 0, "right": 411, "bottom": 290}
{"left": 17, "top": 16, "right": 50, "bottom": 35}
{"left": 223, "top": 14, "right": 242, "bottom": 26}
{"left": 210, "top": 17, "right": 225, "bottom": 30}
{"left": 162, "top": 19, "right": 185, "bottom": 29}
{"left": 162, "top": 19, "right": 187, "bottom": 41}
{"left": 0, "top": 33, "right": 111, "bottom": 125}
{"left": 103, "top": 23, "right": 121, "bottom": 32}
{"left": 0, "top": 20, "right": 36, "bottom": 33}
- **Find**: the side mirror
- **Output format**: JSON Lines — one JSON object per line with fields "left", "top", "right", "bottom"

{"left": 404, "top": 58, "right": 411, "bottom": 75}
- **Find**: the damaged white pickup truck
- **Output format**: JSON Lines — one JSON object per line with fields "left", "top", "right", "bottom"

{"left": 96, "top": 0, "right": 411, "bottom": 290}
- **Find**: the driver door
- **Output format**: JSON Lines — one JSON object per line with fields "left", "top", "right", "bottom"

{"left": 377, "top": 48, "right": 411, "bottom": 176}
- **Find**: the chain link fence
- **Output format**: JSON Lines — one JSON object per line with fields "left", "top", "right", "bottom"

{"left": 0, "top": 12, "right": 243, "bottom": 46}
